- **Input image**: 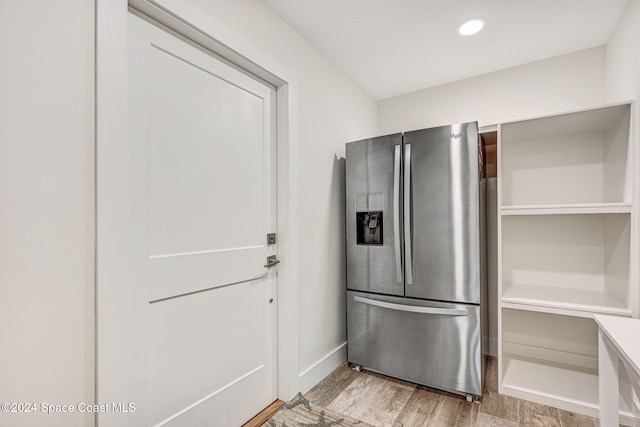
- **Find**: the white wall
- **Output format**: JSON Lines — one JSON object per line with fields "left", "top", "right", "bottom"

{"left": 185, "top": 0, "right": 378, "bottom": 390}
{"left": 605, "top": 0, "right": 640, "bottom": 317}
{"left": 378, "top": 47, "right": 606, "bottom": 134}
{"left": 0, "top": 2, "right": 95, "bottom": 427}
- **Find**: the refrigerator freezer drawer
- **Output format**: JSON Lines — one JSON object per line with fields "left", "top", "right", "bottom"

{"left": 347, "top": 290, "right": 482, "bottom": 397}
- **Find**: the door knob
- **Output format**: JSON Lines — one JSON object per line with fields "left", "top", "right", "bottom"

{"left": 264, "top": 255, "right": 281, "bottom": 267}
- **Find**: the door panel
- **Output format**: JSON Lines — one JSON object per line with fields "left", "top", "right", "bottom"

{"left": 403, "top": 123, "right": 481, "bottom": 303}
{"left": 120, "top": 13, "right": 277, "bottom": 426}
{"left": 147, "top": 42, "right": 264, "bottom": 258}
{"left": 149, "top": 280, "right": 272, "bottom": 425}
{"left": 345, "top": 134, "right": 404, "bottom": 296}
{"left": 347, "top": 290, "right": 482, "bottom": 396}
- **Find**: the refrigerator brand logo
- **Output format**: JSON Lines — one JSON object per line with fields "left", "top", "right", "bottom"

{"left": 450, "top": 132, "right": 463, "bottom": 140}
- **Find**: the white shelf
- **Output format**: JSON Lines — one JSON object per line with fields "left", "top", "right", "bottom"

{"left": 501, "top": 353, "right": 634, "bottom": 422}
{"left": 501, "top": 214, "right": 631, "bottom": 307}
{"left": 501, "top": 202, "right": 631, "bottom": 216}
{"left": 502, "top": 283, "right": 632, "bottom": 317}
{"left": 500, "top": 103, "right": 632, "bottom": 207}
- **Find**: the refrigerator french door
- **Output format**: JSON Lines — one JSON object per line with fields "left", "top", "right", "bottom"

{"left": 345, "top": 122, "right": 485, "bottom": 400}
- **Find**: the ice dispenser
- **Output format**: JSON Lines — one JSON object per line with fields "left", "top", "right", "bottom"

{"left": 355, "top": 193, "right": 384, "bottom": 246}
{"left": 356, "top": 211, "right": 383, "bottom": 245}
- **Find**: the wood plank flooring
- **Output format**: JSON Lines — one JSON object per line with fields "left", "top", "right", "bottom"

{"left": 302, "top": 357, "right": 600, "bottom": 427}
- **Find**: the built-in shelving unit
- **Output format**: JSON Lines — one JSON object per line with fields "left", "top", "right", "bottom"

{"left": 497, "top": 101, "right": 636, "bottom": 423}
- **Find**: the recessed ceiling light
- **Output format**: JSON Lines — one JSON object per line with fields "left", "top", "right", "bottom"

{"left": 457, "top": 18, "right": 486, "bottom": 36}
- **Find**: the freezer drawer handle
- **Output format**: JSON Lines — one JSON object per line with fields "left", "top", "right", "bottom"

{"left": 354, "top": 295, "right": 468, "bottom": 316}
{"left": 393, "top": 144, "right": 402, "bottom": 283}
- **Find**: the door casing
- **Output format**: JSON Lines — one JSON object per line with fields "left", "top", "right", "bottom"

{"left": 95, "top": 0, "right": 300, "bottom": 420}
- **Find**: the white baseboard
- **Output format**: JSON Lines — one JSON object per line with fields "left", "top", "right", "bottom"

{"left": 297, "top": 342, "right": 347, "bottom": 394}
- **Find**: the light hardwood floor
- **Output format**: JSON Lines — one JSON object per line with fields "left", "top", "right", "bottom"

{"left": 302, "top": 357, "right": 600, "bottom": 427}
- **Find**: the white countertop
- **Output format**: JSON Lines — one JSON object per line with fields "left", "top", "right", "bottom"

{"left": 594, "top": 314, "right": 640, "bottom": 379}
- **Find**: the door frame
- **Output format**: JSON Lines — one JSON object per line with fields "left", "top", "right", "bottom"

{"left": 95, "top": 0, "right": 300, "bottom": 416}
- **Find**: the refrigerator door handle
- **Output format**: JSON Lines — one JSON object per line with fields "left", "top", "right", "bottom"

{"left": 404, "top": 143, "right": 414, "bottom": 284}
{"left": 354, "top": 296, "right": 468, "bottom": 316}
{"left": 393, "top": 144, "right": 402, "bottom": 283}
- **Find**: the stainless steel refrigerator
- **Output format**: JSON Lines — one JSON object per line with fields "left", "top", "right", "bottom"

{"left": 345, "top": 122, "right": 486, "bottom": 401}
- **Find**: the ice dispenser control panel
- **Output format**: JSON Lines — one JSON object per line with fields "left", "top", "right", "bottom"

{"left": 356, "top": 211, "right": 383, "bottom": 245}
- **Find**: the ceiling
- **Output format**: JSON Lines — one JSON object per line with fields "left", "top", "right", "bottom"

{"left": 262, "top": 0, "right": 629, "bottom": 100}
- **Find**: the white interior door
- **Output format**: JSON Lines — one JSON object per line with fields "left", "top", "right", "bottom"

{"left": 101, "top": 12, "right": 277, "bottom": 426}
